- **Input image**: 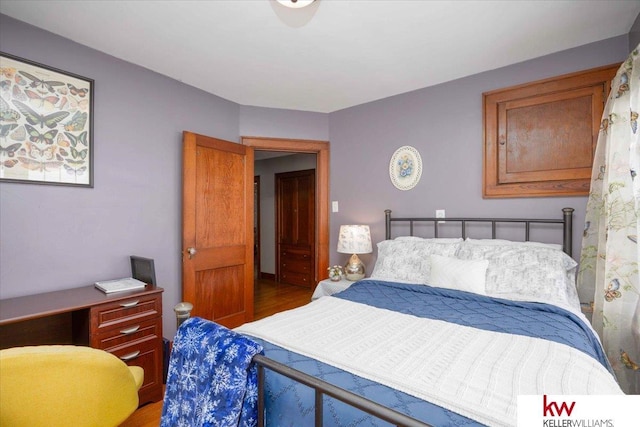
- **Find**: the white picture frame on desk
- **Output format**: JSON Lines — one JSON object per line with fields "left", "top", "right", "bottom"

{"left": 130, "top": 255, "right": 157, "bottom": 285}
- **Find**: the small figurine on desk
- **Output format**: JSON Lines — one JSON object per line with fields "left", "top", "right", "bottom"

{"left": 327, "top": 265, "right": 344, "bottom": 281}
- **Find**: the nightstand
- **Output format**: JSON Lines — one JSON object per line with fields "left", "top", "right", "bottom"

{"left": 311, "top": 278, "right": 353, "bottom": 300}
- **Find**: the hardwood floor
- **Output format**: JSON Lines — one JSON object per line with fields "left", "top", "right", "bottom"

{"left": 253, "top": 277, "right": 315, "bottom": 320}
{"left": 119, "top": 399, "right": 163, "bottom": 427}
{"left": 120, "top": 278, "right": 314, "bottom": 426}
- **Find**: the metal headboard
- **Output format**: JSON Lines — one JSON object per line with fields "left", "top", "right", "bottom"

{"left": 385, "top": 207, "right": 574, "bottom": 256}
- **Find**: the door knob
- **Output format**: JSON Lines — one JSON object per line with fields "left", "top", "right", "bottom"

{"left": 186, "top": 247, "right": 197, "bottom": 259}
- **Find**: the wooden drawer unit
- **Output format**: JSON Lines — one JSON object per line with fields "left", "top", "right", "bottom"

{"left": 90, "top": 293, "right": 161, "bottom": 333}
{"left": 107, "top": 335, "right": 163, "bottom": 406}
{"left": 93, "top": 317, "right": 160, "bottom": 350}
{"left": 90, "top": 290, "right": 163, "bottom": 405}
{"left": 280, "top": 271, "right": 312, "bottom": 287}
{"left": 281, "top": 257, "right": 311, "bottom": 274}
{"left": 279, "top": 245, "right": 313, "bottom": 288}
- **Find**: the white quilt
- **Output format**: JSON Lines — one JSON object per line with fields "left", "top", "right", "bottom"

{"left": 236, "top": 297, "right": 623, "bottom": 427}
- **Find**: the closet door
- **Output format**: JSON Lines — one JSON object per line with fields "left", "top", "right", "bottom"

{"left": 276, "top": 169, "right": 315, "bottom": 288}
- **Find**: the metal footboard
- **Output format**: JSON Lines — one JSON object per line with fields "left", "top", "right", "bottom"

{"left": 253, "top": 354, "right": 432, "bottom": 427}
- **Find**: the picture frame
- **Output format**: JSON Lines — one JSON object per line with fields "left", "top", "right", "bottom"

{"left": 130, "top": 255, "right": 157, "bottom": 285}
{"left": 0, "top": 52, "right": 94, "bottom": 187}
{"left": 389, "top": 145, "right": 422, "bottom": 191}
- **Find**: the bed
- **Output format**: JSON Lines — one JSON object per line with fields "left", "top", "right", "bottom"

{"left": 162, "top": 207, "right": 623, "bottom": 427}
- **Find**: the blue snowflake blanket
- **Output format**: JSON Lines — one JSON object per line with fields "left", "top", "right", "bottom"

{"left": 161, "top": 317, "right": 264, "bottom": 427}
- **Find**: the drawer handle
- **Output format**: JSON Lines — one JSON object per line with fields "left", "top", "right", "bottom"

{"left": 120, "top": 350, "right": 141, "bottom": 361}
{"left": 120, "top": 300, "right": 139, "bottom": 308}
{"left": 120, "top": 325, "right": 140, "bottom": 335}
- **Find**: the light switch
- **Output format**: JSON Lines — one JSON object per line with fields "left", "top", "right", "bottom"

{"left": 332, "top": 201, "right": 339, "bottom": 212}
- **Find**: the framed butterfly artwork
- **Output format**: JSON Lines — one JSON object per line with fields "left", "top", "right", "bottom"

{"left": 0, "top": 52, "right": 94, "bottom": 187}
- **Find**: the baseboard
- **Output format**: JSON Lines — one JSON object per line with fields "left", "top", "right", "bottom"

{"left": 260, "top": 272, "right": 276, "bottom": 281}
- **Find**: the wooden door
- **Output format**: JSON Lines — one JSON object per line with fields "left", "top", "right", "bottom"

{"left": 276, "top": 169, "right": 315, "bottom": 287}
{"left": 182, "top": 131, "right": 254, "bottom": 328}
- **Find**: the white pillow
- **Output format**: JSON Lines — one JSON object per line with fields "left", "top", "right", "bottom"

{"left": 395, "top": 236, "right": 463, "bottom": 244}
{"left": 429, "top": 254, "right": 488, "bottom": 295}
{"left": 464, "top": 238, "right": 563, "bottom": 251}
{"left": 370, "top": 239, "right": 461, "bottom": 284}
{"left": 456, "top": 243, "right": 579, "bottom": 310}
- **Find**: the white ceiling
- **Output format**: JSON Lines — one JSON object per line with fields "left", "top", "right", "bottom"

{"left": 1, "top": 0, "right": 639, "bottom": 113}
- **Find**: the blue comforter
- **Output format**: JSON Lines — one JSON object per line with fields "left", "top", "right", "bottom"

{"left": 338, "top": 280, "right": 611, "bottom": 372}
{"left": 249, "top": 280, "right": 611, "bottom": 427}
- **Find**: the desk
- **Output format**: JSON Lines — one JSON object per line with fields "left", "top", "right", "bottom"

{"left": 0, "top": 284, "right": 164, "bottom": 405}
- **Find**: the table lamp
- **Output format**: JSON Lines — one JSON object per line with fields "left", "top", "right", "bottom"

{"left": 337, "top": 225, "right": 372, "bottom": 281}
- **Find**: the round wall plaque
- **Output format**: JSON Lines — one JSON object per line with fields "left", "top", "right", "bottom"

{"left": 389, "top": 145, "right": 422, "bottom": 190}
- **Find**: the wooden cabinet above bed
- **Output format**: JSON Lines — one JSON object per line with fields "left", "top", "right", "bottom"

{"left": 483, "top": 63, "right": 619, "bottom": 198}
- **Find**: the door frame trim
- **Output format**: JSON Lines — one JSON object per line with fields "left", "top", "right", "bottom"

{"left": 242, "top": 136, "right": 329, "bottom": 284}
{"left": 254, "top": 175, "right": 261, "bottom": 280}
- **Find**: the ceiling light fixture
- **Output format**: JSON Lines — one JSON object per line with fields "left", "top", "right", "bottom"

{"left": 276, "top": 0, "right": 316, "bottom": 9}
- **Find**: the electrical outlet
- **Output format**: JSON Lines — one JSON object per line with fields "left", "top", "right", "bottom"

{"left": 332, "top": 201, "right": 339, "bottom": 213}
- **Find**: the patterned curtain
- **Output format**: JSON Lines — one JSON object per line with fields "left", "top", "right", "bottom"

{"left": 578, "top": 46, "right": 640, "bottom": 394}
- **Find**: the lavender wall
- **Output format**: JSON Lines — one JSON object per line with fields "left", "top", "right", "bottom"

{"left": 0, "top": 14, "right": 242, "bottom": 337}
{"left": 0, "top": 15, "right": 329, "bottom": 338}
{"left": 240, "top": 106, "right": 329, "bottom": 141}
{"left": 328, "top": 36, "right": 629, "bottom": 302}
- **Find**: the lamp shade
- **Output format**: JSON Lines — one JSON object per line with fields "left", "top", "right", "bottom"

{"left": 337, "top": 225, "right": 372, "bottom": 254}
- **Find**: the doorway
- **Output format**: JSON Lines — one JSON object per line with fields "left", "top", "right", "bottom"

{"left": 243, "top": 136, "right": 330, "bottom": 286}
